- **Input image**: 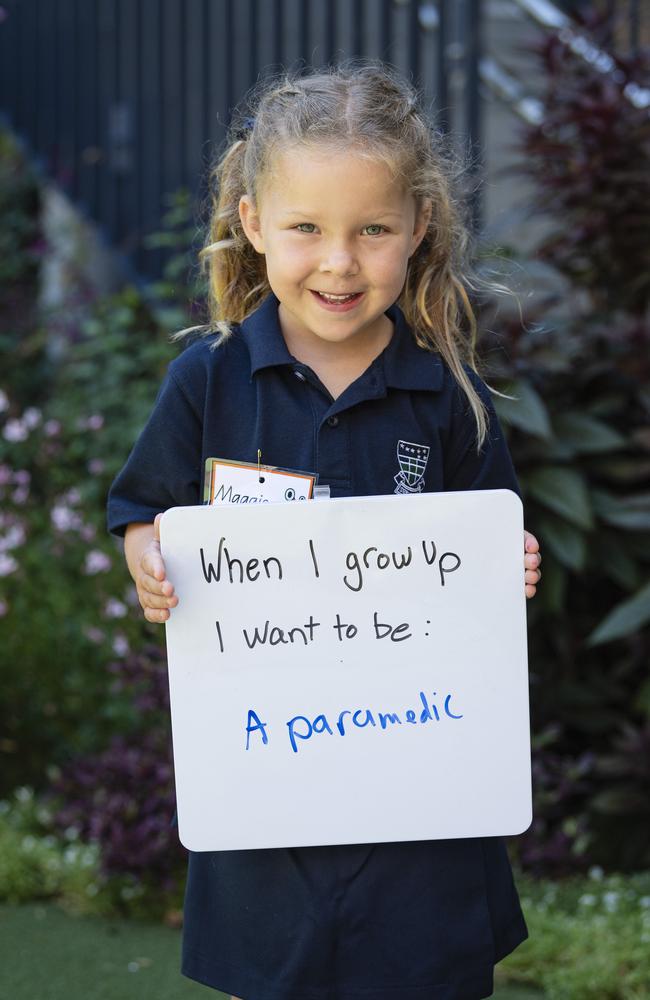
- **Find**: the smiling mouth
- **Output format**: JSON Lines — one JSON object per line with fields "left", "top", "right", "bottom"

{"left": 311, "top": 290, "right": 363, "bottom": 305}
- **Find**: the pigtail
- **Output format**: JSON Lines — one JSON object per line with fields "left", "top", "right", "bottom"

{"left": 401, "top": 177, "right": 489, "bottom": 450}
{"left": 198, "top": 136, "right": 269, "bottom": 335}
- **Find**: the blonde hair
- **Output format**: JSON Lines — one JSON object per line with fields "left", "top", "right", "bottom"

{"left": 198, "top": 63, "right": 492, "bottom": 446}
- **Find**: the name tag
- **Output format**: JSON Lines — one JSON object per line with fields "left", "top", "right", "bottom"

{"left": 204, "top": 457, "right": 317, "bottom": 505}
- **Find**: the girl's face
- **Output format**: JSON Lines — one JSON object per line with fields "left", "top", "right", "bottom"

{"left": 239, "top": 145, "right": 430, "bottom": 361}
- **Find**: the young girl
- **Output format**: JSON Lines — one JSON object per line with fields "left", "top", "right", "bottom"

{"left": 108, "top": 64, "right": 541, "bottom": 1000}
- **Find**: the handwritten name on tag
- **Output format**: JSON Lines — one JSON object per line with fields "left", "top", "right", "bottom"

{"left": 204, "top": 457, "right": 317, "bottom": 505}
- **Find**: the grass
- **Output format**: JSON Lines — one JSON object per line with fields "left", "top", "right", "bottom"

{"left": 0, "top": 902, "right": 542, "bottom": 999}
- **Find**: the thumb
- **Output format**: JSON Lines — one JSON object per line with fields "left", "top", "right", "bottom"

{"left": 153, "top": 511, "right": 164, "bottom": 543}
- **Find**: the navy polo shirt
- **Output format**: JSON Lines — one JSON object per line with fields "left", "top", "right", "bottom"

{"left": 107, "top": 294, "right": 527, "bottom": 1000}
{"left": 107, "top": 293, "right": 518, "bottom": 533}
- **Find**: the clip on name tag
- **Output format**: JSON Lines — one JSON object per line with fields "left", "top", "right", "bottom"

{"left": 204, "top": 455, "right": 318, "bottom": 506}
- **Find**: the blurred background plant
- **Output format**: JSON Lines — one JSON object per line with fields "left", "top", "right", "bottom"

{"left": 0, "top": 18, "right": 648, "bottom": 989}
{"left": 482, "top": 26, "right": 650, "bottom": 875}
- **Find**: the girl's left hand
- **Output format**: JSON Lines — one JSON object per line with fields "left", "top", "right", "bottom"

{"left": 524, "top": 530, "right": 542, "bottom": 599}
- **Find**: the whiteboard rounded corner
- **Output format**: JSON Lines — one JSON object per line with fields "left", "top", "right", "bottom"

{"left": 177, "top": 824, "right": 202, "bottom": 852}
{"left": 511, "top": 802, "right": 534, "bottom": 836}
{"left": 500, "top": 488, "right": 524, "bottom": 520}
{"left": 159, "top": 506, "right": 180, "bottom": 536}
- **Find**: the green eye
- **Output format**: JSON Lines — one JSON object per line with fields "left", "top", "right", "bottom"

{"left": 296, "top": 223, "right": 316, "bottom": 233}
{"left": 364, "top": 224, "right": 385, "bottom": 236}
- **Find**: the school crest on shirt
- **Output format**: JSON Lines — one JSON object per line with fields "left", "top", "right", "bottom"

{"left": 394, "top": 440, "right": 430, "bottom": 494}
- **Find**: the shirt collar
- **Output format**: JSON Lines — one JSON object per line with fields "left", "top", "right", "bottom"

{"left": 382, "top": 303, "right": 445, "bottom": 392}
{"left": 241, "top": 294, "right": 295, "bottom": 375}
{"left": 241, "top": 293, "right": 445, "bottom": 392}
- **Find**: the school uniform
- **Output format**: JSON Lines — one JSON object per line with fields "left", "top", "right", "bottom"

{"left": 108, "top": 292, "right": 528, "bottom": 1000}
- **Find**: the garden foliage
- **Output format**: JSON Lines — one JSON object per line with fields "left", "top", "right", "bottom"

{"left": 0, "top": 16, "right": 649, "bottom": 911}
{"left": 488, "top": 27, "right": 650, "bottom": 872}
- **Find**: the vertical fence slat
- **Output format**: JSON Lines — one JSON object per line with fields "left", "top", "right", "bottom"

{"left": 117, "top": 0, "right": 139, "bottom": 258}
{"left": 207, "top": 0, "right": 232, "bottom": 144}
{"left": 379, "top": 0, "right": 392, "bottom": 62}
{"left": 76, "top": 0, "right": 98, "bottom": 219}
{"left": 97, "top": 0, "right": 118, "bottom": 241}
{"left": 139, "top": 0, "right": 163, "bottom": 275}
{"left": 0, "top": 1, "right": 17, "bottom": 128}
{"left": 436, "top": 0, "right": 450, "bottom": 133}
{"left": 273, "top": 0, "right": 284, "bottom": 67}
{"left": 465, "top": 0, "right": 483, "bottom": 231}
{"left": 186, "top": 0, "right": 208, "bottom": 205}
{"left": 0, "top": 0, "right": 550, "bottom": 277}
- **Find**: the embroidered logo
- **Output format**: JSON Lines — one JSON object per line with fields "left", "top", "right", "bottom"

{"left": 394, "top": 440, "right": 430, "bottom": 494}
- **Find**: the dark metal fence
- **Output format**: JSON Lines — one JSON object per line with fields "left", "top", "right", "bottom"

{"left": 0, "top": 0, "right": 490, "bottom": 279}
{"left": 0, "top": 0, "right": 647, "bottom": 279}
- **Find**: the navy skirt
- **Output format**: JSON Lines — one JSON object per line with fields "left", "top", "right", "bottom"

{"left": 181, "top": 837, "right": 527, "bottom": 1000}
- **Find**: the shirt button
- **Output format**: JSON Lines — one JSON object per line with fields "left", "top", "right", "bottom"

{"left": 326, "top": 416, "right": 339, "bottom": 427}
{"left": 293, "top": 370, "right": 307, "bottom": 382}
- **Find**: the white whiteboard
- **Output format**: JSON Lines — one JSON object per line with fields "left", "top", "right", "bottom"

{"left": 160, "top": 490, "right": 532, "bottom": 851}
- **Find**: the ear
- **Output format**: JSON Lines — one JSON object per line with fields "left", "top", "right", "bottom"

{"left": 409, "top": 198, "right": 432, "bottom": 257}
{"left": 239, "top": 195, "right": 265, "bottom": 254}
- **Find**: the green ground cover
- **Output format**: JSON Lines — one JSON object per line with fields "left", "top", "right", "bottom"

{"left": 0, "top": 903, "right": 542, "bottom": 1000}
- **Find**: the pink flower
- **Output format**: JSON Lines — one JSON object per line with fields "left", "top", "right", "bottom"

{"left": 0, "top": 553, "right": 18, "bottom": 576}
{"left": 22, "top": 407, "right": 41, "bottom": 429}
{"left": 3, "top": 419, "right": 28, "bottom": 442}
{"left": 44, "top": 420, "right": 61, "bottom": 437}
{"left": 77, "top": 414, "right": 104, "bottom": 431}
{"left": 88, "top": 459, "right": 105, "bottom": 475}
{"left": 112, "top": 634, "right": 130, "bottom": 657}
{"left": 51, "top": 505, "right": 82, "bottom": 533}
{"left": 80, "top": 524, "right": 97, "bottom": 542}
{"left": 0, "top": 466, "right": 11, "bottom": 486}
{"left": 84, "top": 550, "right": 112, "bottom": 574}
{"left": 13, "top": 470, "right": 30, "bottom": 486}
{"left": 104, "top": 598, "right": 127, "bottom": 619}
{"left": 83, "top": 626, "right": 105, "bottom": 644}
{"left": 0, "top": 524, "right": 26, "bottom": 551}
{"left": 11, "top": 487, "right": 29, "bottom": 504}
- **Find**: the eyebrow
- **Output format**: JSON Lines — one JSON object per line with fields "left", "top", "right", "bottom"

{"left": 280, "top": 209, "right": 405, "bottom": 220}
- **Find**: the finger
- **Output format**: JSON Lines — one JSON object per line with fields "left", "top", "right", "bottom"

{"left": 525, "top": 568, "right": 541, "bottom": 586}
{"left": 525, "top": 583, "right": 537, "bottom": 600}
{"left": 153, "top": 511, "right": 164, "bottom": 543}
{"left": 142, "top": 546, "right": 166, "bottom": 582}
{"left": 524, "top": 552, "right": 541, "bottom": 571}
{"left": 140, "top": 590, "right": 176, "bottom": 611}
{"left": 524, "top": 530, "right": 540, "bottom": 553}
{"left": 144, "top": 605, "right": 171, "bottom": 624}
{"left": 140, "top": 571, "right": 176, "bottom": 598}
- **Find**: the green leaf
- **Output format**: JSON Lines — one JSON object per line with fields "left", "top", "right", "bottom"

{"left": 493, "top": 379, "right": 552, "bottom": 439}
{"left": 596, "top": 533, "right": 640, "bottom": 590}
{"left": 587, "top": 457, "right": 650, "bottom": 484}
{"left": 524, "top": 466, "right": 594, "bottom": 529}
{"left": 592, "top": 490, "right": 650, "bottom": 531}
{"left": 591, "top": 787, "right": 649, "bottom": 814}
{"left": 536, "top": 514, "right": 587, "bottom": 571}
{"left": 634, "top": 677, "right": 650, "bottom": 719}
{"left": 588, "top": 580, "right": 650, "bottom": 645}
{"left": 552, "top": 412, "right": 627, "bottom": 454}
{"left": 538, "top": 553, "right": 567, "bottom": 615}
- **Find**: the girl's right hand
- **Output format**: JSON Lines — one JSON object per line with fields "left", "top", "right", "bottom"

{"left": 126, "top": 514, "right": 178, "bottom": 624}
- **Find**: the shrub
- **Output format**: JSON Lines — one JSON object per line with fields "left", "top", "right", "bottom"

{"left": 48, "top": 647, "right": 186, "bottom": 908}
{"left": 498, "top": 869, "right": 650, "bottom": 998}
{"left": 0, "top": 787, "right": 100, "bottom": 908}
{"left": 487, "top": 22, "right": 650, "bottom": 871}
